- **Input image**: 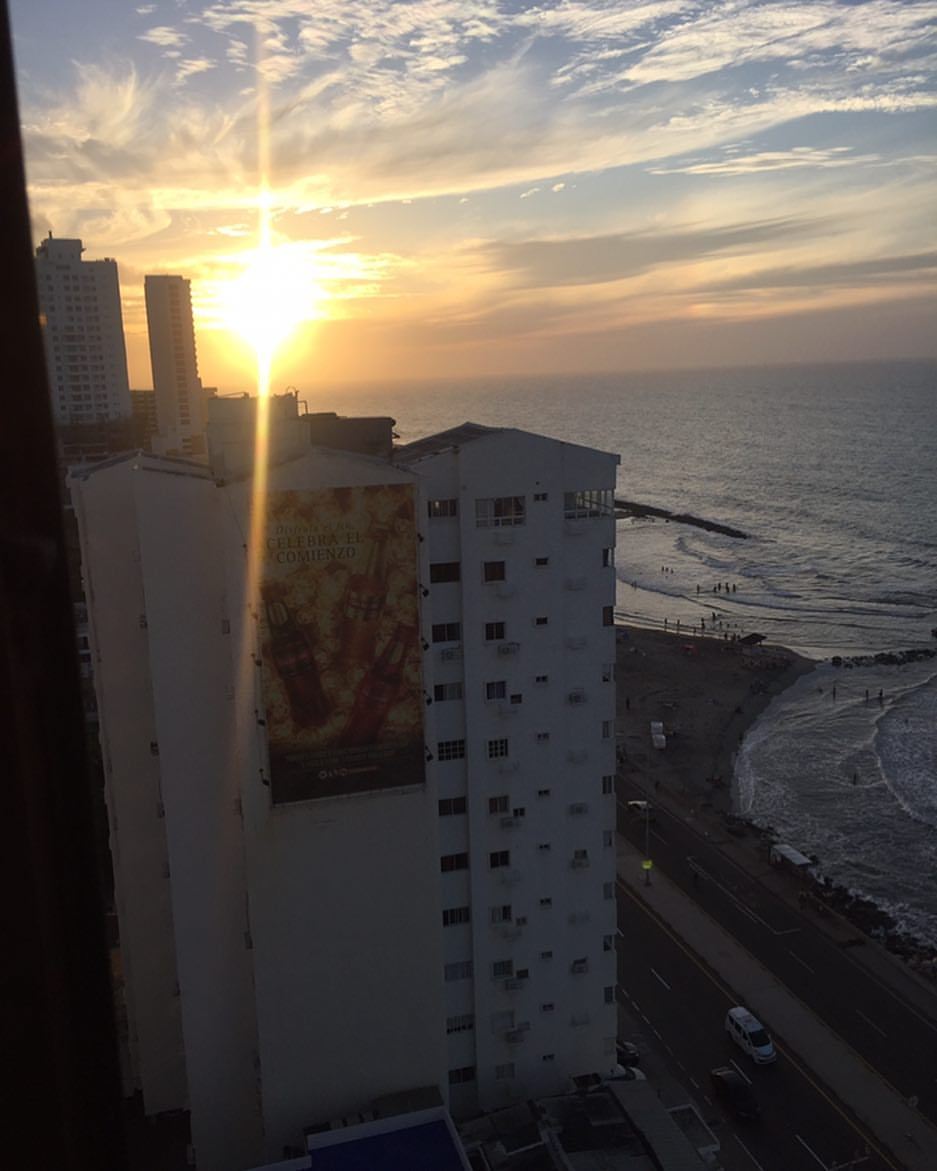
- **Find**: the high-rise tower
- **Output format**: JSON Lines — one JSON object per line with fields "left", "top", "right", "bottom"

{"left": 35, "top": 235, "right": 132, "bottom": 426}
{"left": 144, "top": 274, "right": 209, "bottom": 456}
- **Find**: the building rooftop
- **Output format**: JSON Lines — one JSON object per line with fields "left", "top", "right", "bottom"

{"left": 393, "top": 422, "right": 502, "bottom": 463}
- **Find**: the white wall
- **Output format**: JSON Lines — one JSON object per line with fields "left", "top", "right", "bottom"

{"left": 222, "top": 448, "right": 448, "bottom": 1161}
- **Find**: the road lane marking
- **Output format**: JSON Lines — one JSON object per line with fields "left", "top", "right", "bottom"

{"left": 616, "top": 877, "right": 904, "bottom": 1171}
{"left": 795, "top": 1133, "right": 828, "bottom": 1169}
{"left": 787, "top": 948, "right": 816, "bottom": 974}
{"left": 729, "top": 1059, "right": 752, "bottom": 1085}
{"left": 856, "top": 1009, "right": 888, "bottom": 1039}
{"left": 689, "top": 1075, "right": 699, "bottom": 1089}
{"left": 687, "top": 856, "right": 799, "bottom": 936}
{"left": 734, "top": 1134, "right": 767, "bottom": 1171}
{"left": 650, "top": 967, "right": 672, "bottom": 990}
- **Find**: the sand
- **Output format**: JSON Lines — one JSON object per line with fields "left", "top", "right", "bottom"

{"left": 614, "top": 625, "right": 816, "bottom": 816}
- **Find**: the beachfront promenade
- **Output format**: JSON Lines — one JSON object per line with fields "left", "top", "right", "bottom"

{"left": 612, "top": 625, "right": 937, "bottom": 1170}
{"left": 615, "top": 832, "right": 937, "bottom": 1171}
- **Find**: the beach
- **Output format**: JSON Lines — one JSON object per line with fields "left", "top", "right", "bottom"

{"left": 614, "top": 624, "right": 816, "bottom": 817}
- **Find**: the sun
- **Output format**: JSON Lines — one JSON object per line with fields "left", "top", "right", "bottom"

{"left": 219, "top": 241, "right": 326, "bottom": 364}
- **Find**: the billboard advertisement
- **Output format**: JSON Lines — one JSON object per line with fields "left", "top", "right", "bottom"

{"left": 259, "top": 483, "right": 425, "bottom": 804}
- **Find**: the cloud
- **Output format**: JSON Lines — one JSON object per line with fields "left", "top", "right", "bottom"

{"left": 138, "top": 26, "right": 187, "bottom": 50}
{"left": 648, "top": 146, "right": 883, "bottom": 176}
{"left": 482, "top": 217, "right": 837, "bottom": 289}
{"left": 175, "top": 58, "right": 218, "bottom": 86}
{"left": 703, "top": 250, "right": 937, "bottom": 294}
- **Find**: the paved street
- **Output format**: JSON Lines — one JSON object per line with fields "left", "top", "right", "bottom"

{"left": 617, "top": 883, "right": 891, "bottom": 1171}
{"left": 616, "top": 779, "right": 937, "bottom": 1128}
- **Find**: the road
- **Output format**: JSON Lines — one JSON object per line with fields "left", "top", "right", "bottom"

{"left": 617, "top": 881, "right": 892, "bottom": 1171}
{"left": 616, "top": 781, "right": 937, "bottom": 1130}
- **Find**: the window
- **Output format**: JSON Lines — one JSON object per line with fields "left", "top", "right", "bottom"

{"left": 441, "top": 852, "right": 469, "bottom": 872}
{"left": 446, "top": 1013, "right": 474, "bottom": 1034}
{"left": 603, "top": 830, "right": 614, "bottom": 848}
{"left": 444, "top": 960, "right": 473, "bottom": 982}
{"left": 536, "top": 732, "right": 550, "bottom": 743}
{"left": 540, "top": 950, "right": 553, "bottom": 960}
{"left": 495, "top": 1063, "right": 515, "bottom": 1080}
{"left": 535, "top": 556, "right": 549, "bottom": 566}
{"left": 541, "top": 1003, "right": 555, "bottom": 1014}
{"left": 443, "top": 905, "right": 471, "bottom": 926}
{"left": 564, "top": 489, "right": 614, "bottom": 518}
{"left": 538, "top": 842, "right": 551, "bottom": 852}
{"left": 534, "top": 615, "right": 549, "bottom": 626}
{"left": 510, "top": 693, "right": 522, "bottom": 704}
{"left": 430, "top": 561, "right": 460, "bottom": 583}
{"left": 542, "top": 1053, "right": 556, "bottom": 1062}
{"left": 604, "top": 986, "right": 616, "bottom": 1005}
{"left": 448, "top": 1066, "right": 475, "bottom": 1085}
{"left": 438, "top": 796, "right": 467, "bottom": 816}
{"left": 429, "top": 498, "right": 458, "bottom": 518}
{"left": 485, "top": 621, "right": 506, "bottom": 641}
{"left": 537, "top": 788, "right": 551, "bottom": 798}
{"left": 486, "top": 680, "right": 507, "bottom": 701}
{"left": 489, "top": 850, "right": 510, "bottom": 869}
{"left": 483, "top": 560, "right": 506, "bottom": 582}
{"left": 476, "top": 495, "right": 526, "bottom": 528}
{"left": 492, "top": 959, "right": 514, "bottom": 979}
{"left": 512, "top": 807, "right": 526, "bottom": 819}
{"left": 604, "top": 882, "right": 615, "bottom": 900}
{"left": 602, "top": 547, "right": 614, "bottom": 568}
{"left": 602, "top": 662, "right": 615, "bottom": 683}
{"left": 603, "top": 934, "right": 615, "bottom": 952}
{"left": 533, "top": 492, "right": 548, "bottom": 501}
{"left": 487, "top": 738, "right": 509, "bottom": 759}
{"left": 488, "top": 795, "right": 509, "bottom": 814}
{"left": 602, "top": 605, "right": 614, "bottom": 627}
{"left": 602, "top": 775, "right": 614, "bottom": 795}
{"left": 434, "top": 681, "right": 463, "bottom": 702}
{"left": 490, "top": 904, "right": 512, "bottom": 924}
{"left": 432, "top": 621, "right": 461, "bottom": 643}
{"left": 437, "top": 739, "right": 466, "bottom": 761}
{"left": 535, "top": 674, "right": 549, "bottom": 684}
{"left": 539, "top": 897, "right": 552, "bottom": 907}
{"left": 573, "top": 848, "right": 589, "bottom": 862}
{"left": 602, "top": 721, "right": 612, "bottom": 739}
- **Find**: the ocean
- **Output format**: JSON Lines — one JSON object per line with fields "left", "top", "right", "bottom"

{"left": 307, "top": 360, "right": 937, "bottom": 947}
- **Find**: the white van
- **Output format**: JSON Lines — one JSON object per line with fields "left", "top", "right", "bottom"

{"left": 725, "top": 1006, "right": 776, "bottom": 1064}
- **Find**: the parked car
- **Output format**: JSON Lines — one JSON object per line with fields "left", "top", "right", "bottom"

{"left": 725, "top": 1006, "right": 777, "bottom": 1064}
{"left": 626, "top": 799, "right": 657, "bottom": 824}
{"left": 710, "top": 1067, "right": 760, "bottom": 1120}
{"left": 616, "top": 1041, "right": 640, "bottom": 1067}
{"left": 608, "top": 1064, "right": 647, "bottom": 1082}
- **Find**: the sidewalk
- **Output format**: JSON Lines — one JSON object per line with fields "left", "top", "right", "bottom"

{"left": 616, "top": 837, "right": 937, "bottom": 1171}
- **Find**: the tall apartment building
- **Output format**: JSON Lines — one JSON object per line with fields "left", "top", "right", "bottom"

{"left": 398, "top": 425, "right": 620, "bottom": 1114}
{"left": 70, "top": 401, "right": 619, "bottom": 1169}
{"left": 35, "top": 234, "right": 131, "bottom": 425}
{"left": 144, "top": 274, "right": 209, "bottom": 456}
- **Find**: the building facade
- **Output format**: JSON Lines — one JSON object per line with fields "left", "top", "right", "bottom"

{"left": 71, "top": 406, "right": 620, "bottom": 1168}
{"left": 399, "top": 426, "right": 620, "bottom": 1114}
{"left": 35, "top": 234, "right": 131, "bottom": 425}
{"left": 144, "top": 274, "right": 209, "bottom": 455}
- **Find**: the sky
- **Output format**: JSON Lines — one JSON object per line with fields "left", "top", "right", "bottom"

{"left": 10, "top": 0, "right": 937, "bottom": 390}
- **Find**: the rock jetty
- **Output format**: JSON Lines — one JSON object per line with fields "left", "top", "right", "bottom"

{"left": 614, "top": 498, "right": 749, "bottom": 539}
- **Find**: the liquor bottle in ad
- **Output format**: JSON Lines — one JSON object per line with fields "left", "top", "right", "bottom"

{"left": 264, "top": 594, "right": 330, "bottom": 727}
{"left": 342, "top": 525, "right": 390, "bottom": 663}
{"left": 338, "top": 622, "right": 415, "bottom": 746}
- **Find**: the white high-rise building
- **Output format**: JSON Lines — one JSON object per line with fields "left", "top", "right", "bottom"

{"left": 70, "top": 402, "right": 619, "bottom": 1169}
{"left": 398, "top": 424, "right": 620, "bottom": 1113}
{"left": 144, "top": 274, "right": 209, "bottom": 456}
{"left": 35, "top": 235, "right": 131, "bottom": 425}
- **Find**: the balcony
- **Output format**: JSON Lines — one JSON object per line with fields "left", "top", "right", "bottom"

{"left": 497, "top": 641, "right": 521, "bottom": 657}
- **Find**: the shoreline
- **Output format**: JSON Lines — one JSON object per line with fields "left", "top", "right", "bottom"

{"left": 615, "top": 623, "right": 937, "bottom": 983}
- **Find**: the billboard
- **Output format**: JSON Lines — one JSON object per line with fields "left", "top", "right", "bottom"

{"left": 259, "top": 484, "right": 425, "bottom": 804}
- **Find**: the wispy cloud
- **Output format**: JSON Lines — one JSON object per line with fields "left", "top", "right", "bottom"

{"left": 139, "top": 25, "right": 187, "bottom": 50}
